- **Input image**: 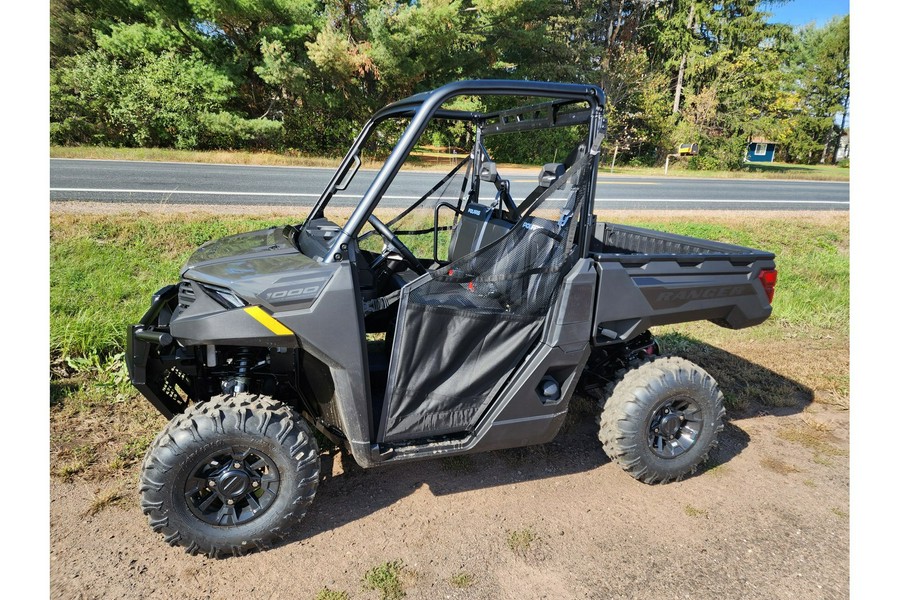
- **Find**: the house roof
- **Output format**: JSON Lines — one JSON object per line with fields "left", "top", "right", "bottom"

{"left": 749, "top": 137, "right": 776, "bottom": 144}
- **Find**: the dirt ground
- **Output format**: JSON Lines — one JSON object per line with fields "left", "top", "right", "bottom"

{"left": 50, "top": 398, "right": 849, "bottom": 600}
{"left": 49, "top": 203, "right": 850, "bottom": 599}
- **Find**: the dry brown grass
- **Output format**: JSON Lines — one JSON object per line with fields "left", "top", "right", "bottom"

{"left": 51, "top": 379, "right": 165, "bottom": 482}
{"left": 761, "top": 456, "right": 802, "bottom": 475}
{"left": 777, "top": 423, "right": 846, "bottom": 459}
{"left": 683, "top": 504, "right": 709, "bottom": 518}
{"left": 84, "top": 485, "right": 130, "bottom": 517}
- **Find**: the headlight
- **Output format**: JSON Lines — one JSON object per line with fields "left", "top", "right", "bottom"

{"left": 201, "top": 284, "right": 247, "bottom": 309}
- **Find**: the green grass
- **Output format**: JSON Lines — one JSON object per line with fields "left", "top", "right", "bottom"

{"left": 778, "top": 424, "right": 846, "bottom": 457}
{"left": 51, "top": 145, "right": 456, "bottom": 172}
{"left": 604, "top": 161, "right": 849, "bottom": 181}
{"left": 54, "top": 443, "right": 99, "bottom": 479}
{"left": 506, "top": 527, "right": 538, "bottom": 556}
{"left": 50, "top": 210, "right": 848, "bottom": 376}
{"left": 314, "top": 588, "right": 350, "bottom": 600}
{"left": 85, "top": 485, "right": 129, "bottom": 516}
{"left": 50, "top": 214, "right": 288, "bottom": 359}
{"left": 683, "top": 504, "right": 709, "bottom": 518}
{"left": 51, "top": 145, "right": 351, "bottom": 168}
{"left": 363, "top": 561, "right": 406, "bottom": 600}
{"left": 449, "top": 572, "right": 475, "bottom": 588}
{"left": 108, "top": 432, "right": 156, "bottom": 471}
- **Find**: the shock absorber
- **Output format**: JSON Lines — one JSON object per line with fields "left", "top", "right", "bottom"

{"left": 223, "top": 347, "right": 254, "bottom": 394}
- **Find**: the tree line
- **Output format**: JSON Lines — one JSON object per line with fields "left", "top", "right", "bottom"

{"left": 50, "top": 0, "right": 849, "bottom": 168}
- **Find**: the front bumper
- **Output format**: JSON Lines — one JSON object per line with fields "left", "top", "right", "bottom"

{"left": 126, "top": 284, "right": 191, "bottom": 418}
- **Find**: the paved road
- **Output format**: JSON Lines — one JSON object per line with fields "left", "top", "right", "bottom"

{"left": 50, "top": 158, "right": 849, "bottom": 211}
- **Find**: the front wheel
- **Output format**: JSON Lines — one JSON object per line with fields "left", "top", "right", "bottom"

{"left": 598, "top": 356, "right": 724, "bottom": 484}
{"left": 139, "top": 394, "right": 320, "bottom": 557}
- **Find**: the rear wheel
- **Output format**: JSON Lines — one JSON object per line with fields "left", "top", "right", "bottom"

{"left": 140, "top": 394, "right": 319, "bottom": 557}
{"left": 598, "top": 357, "right": 724, "bottom": 484}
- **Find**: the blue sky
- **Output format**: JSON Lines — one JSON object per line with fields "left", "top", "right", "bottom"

{"left": 762, "top": 0, "right": 850, "bottom": 28}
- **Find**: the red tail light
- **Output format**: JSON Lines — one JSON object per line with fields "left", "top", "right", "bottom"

{"left": 759, "top": 269, "right": 777, "bottom": 304}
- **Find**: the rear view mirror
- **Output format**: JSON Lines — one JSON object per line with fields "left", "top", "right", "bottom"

{"left": 479, "top": 161, "right": 498, "bottom": 182}
{"left": 539, "top": 163, "right": 565, "bottom": 188}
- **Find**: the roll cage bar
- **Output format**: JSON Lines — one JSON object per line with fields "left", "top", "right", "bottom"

{"left": 302, "top": 80, "right": 607, "bottom": 263}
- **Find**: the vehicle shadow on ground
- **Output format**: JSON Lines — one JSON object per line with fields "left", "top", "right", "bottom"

{"left": 275, "top": 341, "right": 811, "bottom": 551}
{"left": 663, "top": 336, "right": 815, "bottom": 419}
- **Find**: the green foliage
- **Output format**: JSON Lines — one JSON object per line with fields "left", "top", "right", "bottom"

{"left": 780, "top": 16, "right": 850, "bottom": 164}
{"left": 363, "top": 560, "right": 406, "bottom": 600}
{"left": 449, "top": 571, "right": 475, "bottom": 588}
{"left": 506, "top": 527, "right": 537, "bottom": 556}
{"left": 486, "top": 125, "right": 586, "bottom": 165}
{"left": 50, "top": 43, "right": 282, "bottom": 150}
{"left": 197, "top": 112, "right": 284, "bottom": 150}
{"left": 687, "top": 154, "right": 719, "bottom": 171}
{"left": 50, "top": 0, "right": 850, "bottom": 167}
{"left": 314, "top": 588, "right": 350, "bottom": 600}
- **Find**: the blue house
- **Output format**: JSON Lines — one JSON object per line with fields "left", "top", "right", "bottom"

{"left": 746, "top": 137, "right": 776, "bottom": 163}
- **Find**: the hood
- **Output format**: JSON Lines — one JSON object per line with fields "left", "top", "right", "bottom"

{"left": 180, "top": 226, "right": 323, "bottom": 294}
{"left": 183, "top": 226, "right": 298, "bottom": 272}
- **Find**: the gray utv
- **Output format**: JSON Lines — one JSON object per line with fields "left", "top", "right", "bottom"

{"left": 127, "top": 80, "right": 777, "bottom": 557}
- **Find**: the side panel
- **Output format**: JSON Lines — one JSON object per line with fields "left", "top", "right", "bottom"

{"left": 275, "top": 263, "right": 374, "bottom": 459}
{"left": 591, "top": 258, "right": 774, "bottom": 343}
{"left": 167, "top": 262, "right": 374, "bottom": 457}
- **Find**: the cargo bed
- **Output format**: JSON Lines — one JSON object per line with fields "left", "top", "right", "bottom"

{"left": 589, "top": 222, "right": 777, "bottom": 345}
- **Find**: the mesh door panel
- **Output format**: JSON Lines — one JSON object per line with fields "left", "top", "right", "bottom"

{"left": 381, "top": 146, "right": 591, "bottom": 442}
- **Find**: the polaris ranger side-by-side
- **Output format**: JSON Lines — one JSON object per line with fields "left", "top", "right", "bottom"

{"left": 127, "top": 80, "right": 777, "bottom": 557}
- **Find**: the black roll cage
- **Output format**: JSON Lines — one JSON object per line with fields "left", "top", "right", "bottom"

{"left": 302, "top": 80, "right": 607, "bottom": 263}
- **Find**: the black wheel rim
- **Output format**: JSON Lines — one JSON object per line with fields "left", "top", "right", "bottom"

{"left": 184, "top": 446, "right": 280, "bottom": 526}
{"left": 647, "top": 396, "right": 703, "bottom": 459}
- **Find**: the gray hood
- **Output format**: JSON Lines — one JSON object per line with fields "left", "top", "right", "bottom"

{"left": 182, "top": 226, "right": 299, "bottom": 273}
{"left": 180, "top": 227, "right": 328, "bottom": 300}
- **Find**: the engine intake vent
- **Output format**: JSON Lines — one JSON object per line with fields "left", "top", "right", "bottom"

{"left": 178, "top": 281, "right": 196, "bottom": 309}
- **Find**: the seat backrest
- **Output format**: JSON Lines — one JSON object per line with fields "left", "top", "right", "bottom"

{"left": 447, "top": 203, "right": 514, "bottom": 262}
{"left": 476, "top": 216, "right": 563, "bottom": 309}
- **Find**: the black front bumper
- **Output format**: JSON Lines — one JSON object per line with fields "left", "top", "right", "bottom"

{"left": 126, "top": 284, "right": 190, "bottom": 418}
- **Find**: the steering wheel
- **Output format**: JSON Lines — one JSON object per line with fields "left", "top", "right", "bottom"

{"left": 367, "top": 214, "right": 428, "bottom": 275}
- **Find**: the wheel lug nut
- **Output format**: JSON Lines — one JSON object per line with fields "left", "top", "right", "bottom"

{"left": 227, "top": 499, "right": 234, "bottom": 505}
{"left": 233, "top": 462, "right": 241, "bottom": 469}
{"left": 664, "top": 409, "right": 669, "bottom": 414}
{"left": 679, "top": 415, "right": 685, "bottom": 421}
{"left": 252, "top": 481, "right": 259, "bottom": 488}
{"left": 654, "top": 428, "right": 659, "bottom": 433}
{"left": 208, "top": 480, "right": 216, "bottom": 487}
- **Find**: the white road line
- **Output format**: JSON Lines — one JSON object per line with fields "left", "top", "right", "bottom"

{"left": 49, "top": 187, "right": 421, "bottom": 200}
{"left": 49, "top": 188, "right": 848, "bottom": 205}
{"left": 590, "top": 198, "right": 848, "bottom": 205}
{"left": 510, "top": 179, "right": 658, "bottom": 185}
